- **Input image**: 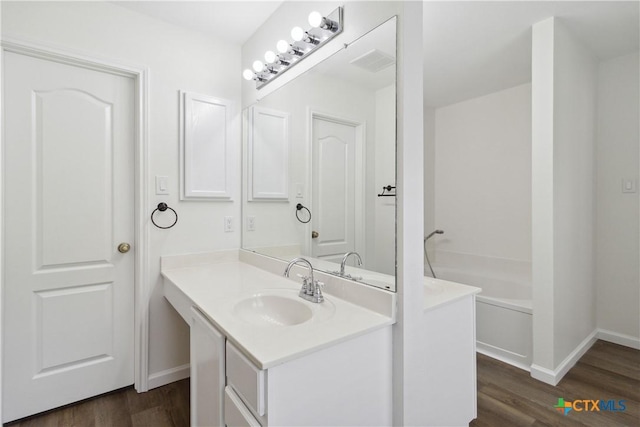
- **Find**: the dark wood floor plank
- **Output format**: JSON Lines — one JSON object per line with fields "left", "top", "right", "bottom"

{"left": 562, "top": 363, "right": 640, "bottom": 401}
{"left": 479, "top": 383, "right": 588, "bottom": 427}
{"left": 130, "top": 406, "right": 175, "bottom": 427}
{"left": 5, "top": 341, "right": 639, "bottom": 427}
{"left": 94, "top": 389, "right": 133, "bottom": 427}
{"left": 472, "top": 341, "right": 640, "bottom": 427}
{"left": 577, "top": 346, "right": 640, "bottom": 381}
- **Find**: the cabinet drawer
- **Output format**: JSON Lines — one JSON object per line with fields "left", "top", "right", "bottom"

{"left": 226, "top": 341, "right": 266, "bottom": 416}
{"left": 224, "top": 387, "right": 261, "bottom": 427}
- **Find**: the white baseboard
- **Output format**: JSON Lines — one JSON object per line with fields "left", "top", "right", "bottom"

{"left": 530, "top": 329, "right": 598, "bottom": 386}
{"left": 147, "top": 364, "right": 190, "bottom": 390}
{"left": 597, "top": 329, "right": 640, "bottom": 350}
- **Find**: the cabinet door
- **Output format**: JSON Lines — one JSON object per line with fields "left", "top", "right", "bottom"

{"left": 190, "top": 307, "right": 225, "bottom": 427}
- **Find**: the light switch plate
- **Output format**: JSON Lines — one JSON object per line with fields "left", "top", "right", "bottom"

{"left": 295, "top": 183, "right": 304, "bottom": 198}
{"left": 622, "top": 178, "right": 636, "bottom": 194}
{"left": 155, "top": 176, "right": 169, "bottom": 195}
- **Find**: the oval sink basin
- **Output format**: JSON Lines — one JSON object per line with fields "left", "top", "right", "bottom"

{"left": 233, "top": 294, "right": 313, "bottom": 327}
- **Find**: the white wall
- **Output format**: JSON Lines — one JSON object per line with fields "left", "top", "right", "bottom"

{"left": 596, "top": 51, "right": 640, "bottom": 345}
{"left": 552, "top": 19, "right": 597, "bottom": 368}
{"left": 531, "top": 17, "right": 598, "bottom": 383}
{"left": 374, "top": 85, "right": 396, "bottom": 275}
{"left": 432, "top": 84, "right": 532, "bottom": 275}
{"left": 2, "top": 1, "right": 242, "bottom": 385}
{"left": 424, "top": 107, "right": 436, "bottom": 246}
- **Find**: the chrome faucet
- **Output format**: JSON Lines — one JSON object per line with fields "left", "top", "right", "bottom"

{"left": 284, "top": 257, "right": 324, "bottom": 303}
{"left": 339, "top": 251, "right": 363, "bottom": 278}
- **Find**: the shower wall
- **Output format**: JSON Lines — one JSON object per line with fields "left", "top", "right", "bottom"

{"left": 425, "top": 83, "right": 532, "bottom": 277}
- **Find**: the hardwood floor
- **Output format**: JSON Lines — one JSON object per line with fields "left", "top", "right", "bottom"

{"left": 5, "top": 340, "right": 638, "bottom": 426}
{"left": 472, "top": 340, "right": 640, "bottom": 427}
{"left": 5, "top": 379, "right": 189, "bottom": 427}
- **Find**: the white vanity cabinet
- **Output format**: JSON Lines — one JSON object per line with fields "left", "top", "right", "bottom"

{"left": 190, "top": 307, "right": 225, "bottom": 427}
{"left": 187, "top": 305, "right": 393, "bottom": 427}
{"left": 162, "top": 256, "right": 396, "bottom": 427}
{"left": 223, "top": 327, "right": 392, "bottom": 427}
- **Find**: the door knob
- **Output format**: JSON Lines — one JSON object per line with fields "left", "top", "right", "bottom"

{"left": 118, "top": 242, "right": 131, "bottom": 253}
{"left": 311, "top": 231, "right": 319, "bottom": 239}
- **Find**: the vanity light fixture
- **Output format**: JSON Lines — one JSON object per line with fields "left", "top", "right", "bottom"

{"left": 242, "top": 6, "right": 343, "bottom": 87}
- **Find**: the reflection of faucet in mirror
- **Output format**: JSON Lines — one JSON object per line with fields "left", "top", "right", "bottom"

{"left": 339, "top": 252, "right": 363, "bottom": 280}
{"left": 284, "top": 257, "right": 324, "bottom": 303}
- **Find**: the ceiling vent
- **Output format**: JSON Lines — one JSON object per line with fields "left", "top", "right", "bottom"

{"left": 349, "top": 49, "right": 395, "bottom": 73}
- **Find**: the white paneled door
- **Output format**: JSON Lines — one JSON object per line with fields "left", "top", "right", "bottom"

{"left": 311, "top": 117, "right": 359, "bottom": 264}
{"left": 3, "top": 51, "right": 135, "bottom": 422}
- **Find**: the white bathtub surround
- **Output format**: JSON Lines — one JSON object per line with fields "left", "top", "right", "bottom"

{"left": 428, "top": 250, "right": 533, "bottom": 371}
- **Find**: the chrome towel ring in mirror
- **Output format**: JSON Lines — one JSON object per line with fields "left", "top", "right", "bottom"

{"left": 295, "top": 203, "right": 311, "bottom": 224}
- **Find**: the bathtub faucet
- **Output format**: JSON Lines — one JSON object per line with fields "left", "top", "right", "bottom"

{"left": 425, "top": 229, "right": 444, "bottom": 241}
{"left": 424, "top": 230, "right": 444, "bottom": 278}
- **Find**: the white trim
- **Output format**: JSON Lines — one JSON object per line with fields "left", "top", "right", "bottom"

{"left": 0, "top": 36, "right": 151, "bottom": 397}
{"left": 476, "top": 344, "right": 531, "bottom": 372}
{"left": 147, "top": 364, "right": 190, "bottom": 390}
{"left": 306, "top": 109, "right": 366, "bottom": 263}
{"left": 530, "top": 329, "right": 598, "bottom": 385}
{"left": 597, "top": 329, "right": 640, "bottom": 350}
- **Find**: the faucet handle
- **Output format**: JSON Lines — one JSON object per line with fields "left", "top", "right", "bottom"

{"left": 312, "top": 280, "right": 325, "bottom": 302}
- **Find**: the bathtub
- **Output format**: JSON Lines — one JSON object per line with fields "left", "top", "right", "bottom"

{"left": 431, "top": 266, "right": 533, "bottom": 371}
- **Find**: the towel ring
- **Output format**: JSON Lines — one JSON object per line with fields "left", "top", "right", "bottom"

{"left": 151, "top": 202, "right": 178, "bottom": 229}
{"left": 295, "top": 203, "right": 311, "bottom": 224}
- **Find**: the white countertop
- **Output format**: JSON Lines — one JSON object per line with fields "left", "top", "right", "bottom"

{"left": 162, "top": 260, "right": 395, "bottom": 370}
{"left": 424, "top": 276, "right": 481, "bottom": 312}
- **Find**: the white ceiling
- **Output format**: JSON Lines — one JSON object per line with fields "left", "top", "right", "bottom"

{"left": 113, "top": 0, "right": 283, "bottom": 45}
{"left": 112, "top": 1, "right": 639, "bottom": 107}
{"left": 424, "top": 1, "right": 640, "bottom": 107}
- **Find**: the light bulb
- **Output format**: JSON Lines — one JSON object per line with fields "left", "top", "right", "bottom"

{"left": 276, "top": 40, "right": 289, "bottom": 54}
{"left": 308, "top": 11, "right": 323, "bottom": 28}
{"left": 264, "top": 51, "right": 276, "bottom": 63}
{"left": 291, "top": 26, "right": 304, "bottom": 42}
{"left": 242, "top": 69, "right": 254, "bottom": 81}
{"left": 252, "top": 60, "right": 264, "bottom": 72}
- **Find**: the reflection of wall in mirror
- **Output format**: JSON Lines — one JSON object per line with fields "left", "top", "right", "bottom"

{"left": 374, "top": 85, "right": 396, "bottom": 275}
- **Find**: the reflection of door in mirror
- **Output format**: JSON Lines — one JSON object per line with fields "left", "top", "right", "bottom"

{"left": 310, "top": 115, "right": 364, "bottom": 266}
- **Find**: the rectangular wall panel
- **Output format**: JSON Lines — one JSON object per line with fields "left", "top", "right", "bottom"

{"left": 181, "top": 91, "right": 233, "bottom": 200}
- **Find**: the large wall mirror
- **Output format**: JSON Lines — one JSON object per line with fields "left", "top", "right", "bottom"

{"left": 242, "top": 17, "right": 397, "bottom": 291}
